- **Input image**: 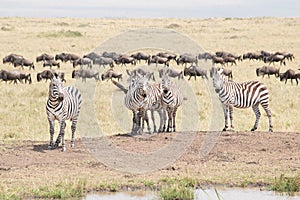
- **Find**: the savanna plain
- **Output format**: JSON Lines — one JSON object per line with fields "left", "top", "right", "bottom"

{"left": 0, "top": 17, "right": 299, "bottom": 199}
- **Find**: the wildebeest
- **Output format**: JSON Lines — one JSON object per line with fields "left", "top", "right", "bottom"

{"left": 264, "top": 54, "right": 286, "bottom": 66}
{"left": 72, "top": 58, "right": 92, "bottom": 68}
{"left": 102, "top": 51, "right": 120, "bottom": 60}
{"left": 210, "top": 67, "right": 233, "bottom": 80}
{"left": 176, "top": 54, "right": 197, "bottom": 66}
{"left": 158, "top": 68, "right": 183, "bottom": 80}
{"left": 43, "top": 60, "right": 60, "bottom": 69}
{"left": 243, "top": 52, "right": 263, "bottom": 61}
{"left": 93, "top": 57, "right": 114, "bottom": 68}
{"left": 130, "top": 52, "right": 150, "bottom": 63}
{"left": 223, "top": 56, "right": 237, "bottom": 66}
{"left": 0, "top": 70, "right": 32, "bottom": 84}
{"left": 13, "top": 58, "right": 35, "bottom": 70}
{"left": 274, "top": 51, "right": 295, "bottom": 61}
{"left": 256, "top": 66, "right": 280, "bottom": 78}
{"left": 72, "top": 69, "right": 99, "bottom": 82}
{"left": 156, "top": 52, "right": 177, "bottom": 61}
{"left": 83, "top": 52, "right": 102, "bottom": 61}
{"left": 37, "top": 70, "right": 66, "bottom": 83}
{"left": 3, "top": 53, "right": 23, "bottom": 64}
{"left": 55, "top": 53, "right": 80, "bottom": 63}
{"left": 279, "top": 69, "right": 300, "bottom": 85}
{"left": 148, "top": 56, "right": 169, "bottom": 67}
{"left": 36, "top": 53, "right": 54, "bottom": 62}
{"left": 183, "top": 65, "right": 208, "bottom": 80}
{"left": 114, "top": 55, "right": 136, "bottom": 66}
{"left": 101, "top": 69, "right": 123, "bottom": 81}
{"left": 211, "top": 56, "right": 225, "bottom": 66}
{"left": 198, "top": 52, "right": 213, "bottom": 61}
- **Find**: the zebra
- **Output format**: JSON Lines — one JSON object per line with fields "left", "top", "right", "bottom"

{"left": 161, "top": 72, "right": 183, "bottom": 132}
{"left": 124, "top": 73, "right": 165, "bottom": 134}
{"left": 212, "top": 68, "right": 273, "bottom": 132}
{"left": 46, "top": 75, "right": 82, "bottom": 151}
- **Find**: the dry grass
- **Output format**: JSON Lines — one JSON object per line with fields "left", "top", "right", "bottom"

{"left": 0, "top": 17, "right": 299, "bottom": 142}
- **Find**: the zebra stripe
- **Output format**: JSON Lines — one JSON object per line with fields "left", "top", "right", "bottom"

{"left": 161, "top": 73, "right": 183, "bottom": 132}
{"left": 46, "top": 76, "right": 82, "bottom": 151}
{"left": 213, "top": 68, "right": 273, "bottom": 132}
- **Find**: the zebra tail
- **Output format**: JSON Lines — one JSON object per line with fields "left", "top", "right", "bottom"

{"left": 111, "top": 80, "right": 128, "bottom": 94}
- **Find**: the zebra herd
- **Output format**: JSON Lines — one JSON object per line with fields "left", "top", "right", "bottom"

{"left": 122, "top": 69, "right": 183, "bottom": 135}
{"left": 41, "top": 50, "right": 280, "bottom": 151}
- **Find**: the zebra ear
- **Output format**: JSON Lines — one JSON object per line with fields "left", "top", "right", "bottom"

{"left": 126, "top": 69, "right": 132, "bottom": 76}
{"left": 217, "top": 68, "right": 224, "bottom": 75}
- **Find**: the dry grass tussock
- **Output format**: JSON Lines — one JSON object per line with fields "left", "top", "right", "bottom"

{"left": 0, "top": 17, "right": 299, "bottom": 141}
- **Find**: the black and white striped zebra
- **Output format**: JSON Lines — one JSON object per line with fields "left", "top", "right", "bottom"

{"left": 124, "top": 73, "right": 165, "bottom": 134}
{"left": 46, "top": 75, "right": 82, "bottom": 151}
{"left": 161, "top": 72, "right": 183, "bottom": 132}
{"left": 212, "top": 68, "right": 273, "bottom": 132}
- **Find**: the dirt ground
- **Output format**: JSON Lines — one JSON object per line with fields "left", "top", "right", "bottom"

{"left": 0, "top": 131, "right": 299, "bottom": 194}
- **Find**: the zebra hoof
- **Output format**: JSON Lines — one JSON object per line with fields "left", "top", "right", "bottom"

{"left": 71, "top": 143, "right": 75, "bottom": 148}
{"left": 269, "top": 128, "right": 273, "bottom": 133}
{"left": 48, "top": 145, "right": 53, "bottom": 150}
{"left": 222, "top": 127, "right": 227, "bottom": 132}
{"left": 62, "top": 146, "right": 66, "bottom": 152}
{"left": 251, "top": 128, "right": 256, "bottom": 132}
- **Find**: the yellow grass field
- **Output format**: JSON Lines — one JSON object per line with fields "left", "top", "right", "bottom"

{"left": 0, "top": 17, "right": 300, "bottom": 198}
{"left": 0, "top": 17, "right": 299, "bottom": 141}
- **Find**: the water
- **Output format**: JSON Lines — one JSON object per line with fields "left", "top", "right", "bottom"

{"left": 85, "top": 189, "right": 300, "bottom": 200}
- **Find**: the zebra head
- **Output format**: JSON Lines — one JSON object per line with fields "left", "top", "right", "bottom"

{"left": 49, "top": 76, "right": 64, "bottom": 102}
{"left": 135, "top": 75, "right": 149, "bottom": 98}
{"left": 212, "top": 68, "right": 225, "bottom": 93}
{"left": 161, "top": 73, "right": 172, "bottom": 95}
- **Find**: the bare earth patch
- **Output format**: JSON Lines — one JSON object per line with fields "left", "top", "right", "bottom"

{"left": 0, "top": 131, "right": 299, "bottom": 194}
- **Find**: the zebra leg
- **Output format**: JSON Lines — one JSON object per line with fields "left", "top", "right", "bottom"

{"left": 150, "top": 110, "right": 157, "bottom": 133}
{"left": 131, "top": 111, "right": 137, "bottom": 134}
{"left": 172, "top": 108, "right": 178, "bottom": 132}
{"left": 55, "top": 133, "right": 62, "bottom": 148}
{"left": 48, "top": 118, "right": 55, "bottom": 150}
{"left": 222, "top": 104, "right": 229, "bottom": 131}
{"left": 59, "top": 121, "right": 67, "bottom": 152}
{"left": 71, "top": 119, "right": 78, "bottom": 148}
{"left": 251, "top": 105, "right": 261, "bottom": 131}
{"left": 158, "top": 109, "right": 166, "bottom": 132}
{"left": 262, "top": 104, "right": 273, "bottom": 132}
{"left": 167, "top": 109, "right": 173, "bottom": 132}
{"left": 143, "top": 111, "right": 151, "bottom": 133}
{"left": 229, "top": 105, "right": 234, "bottom": 131}
{"left": 137, "top": 110, "right": 144, "bottom": 134}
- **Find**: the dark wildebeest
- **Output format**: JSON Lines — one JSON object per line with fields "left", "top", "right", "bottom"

{"left": 43, "top": 60, "right": 60, "bottom": 69}
{"left": 93, "top": 57, "right": 114, "bottom": 68}
{"left": 55, "top": 53, "right": 80, "bottom": 63}
{"left": 279, "top": 69, "right": 299, "bottom": 85}
{"left": 148, "top": 56, "right": 169, "bottom": 67}
{"left": 37, "top": 70, "right": 66, "bottom": 83}
{"left": 210, "top": 67, "right": 233, "bottom": 80}
{"left": 156, "top": 52, "right": 177, "bottom": 61}
{"left": 264, "top": 54, "right": 286, "bottom": 66}
{"left": 36, "top": 53, "right": 54, "bottom": 62}
{"left": 114, "top": 55, "right": 136, "bottom": 66}
{"left": 274, "top": 51, "right": 295, "bottom": 61}
{"left": 223, "top": 56, "right": 237, "bottom": 66}
{"left": 256, "top": 66, "right": 280, "bottom": 78}
{"left": 131, "top": 52, "right": 150, "bottom": 63}
{"left": 243, "top": 52, "right": 263, "bottom": 61}
{"left": 102, "top": 51, "right": 120, "bottom": 60}
{"left": 211, "top": 56, "right": 225, "bottom": 66}
{"left": 101, "top": 69, "right": 123, "bottom": 81}
{"left": 83, "top": 52, "right": 102, "bottom": 61}
{"left": 198, "top": 52, "right": 213, "bottom": 61}
{"left": 13, "top": 58, "right": 35, "bottom": 70}
{"left": 158, "top": 68, "right": 183, "bottom": 80}
{"left": 72, "top": 69, "right": 99, "bottom": 82}
{"left": 176, "top": 54, "right": 197, "bottom": 66}
{"left": 183, "top": 65, "right": 208, "bottom": 80}
{"left": 3, "top": 53, "right": 23, "bottom": 64}
{"left": 72, "top": 58, "right": 92, "bottom": 68}
{"left": 0, "top": 70, "right": 32, "bottom": 84}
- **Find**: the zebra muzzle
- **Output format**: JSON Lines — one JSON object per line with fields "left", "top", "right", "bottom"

{"left": 58, "top": 93, "right": 64, "bottom": 102}
{"left": 215, "top": 88, "right": 220, "bottom": 93}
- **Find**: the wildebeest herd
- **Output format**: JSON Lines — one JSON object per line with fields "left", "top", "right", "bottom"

{"left": 1, "top": 50, "right": 298, "bottom": 85}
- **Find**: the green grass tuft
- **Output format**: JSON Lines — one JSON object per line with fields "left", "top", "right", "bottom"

{"left": 270, "top": 174, "right": 300, "bottom": 195}
{"left": 37, "top": 30, "right": 83, "bottom": 38}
